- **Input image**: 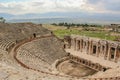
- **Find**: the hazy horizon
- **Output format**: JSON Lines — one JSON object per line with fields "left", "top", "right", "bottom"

{"left": 0, "top": 0, "right": 120, "bottom": 24}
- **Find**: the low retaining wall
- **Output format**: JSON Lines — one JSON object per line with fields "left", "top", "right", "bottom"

{"left": 69, "top": 54, "right": 109, "bottom": 71}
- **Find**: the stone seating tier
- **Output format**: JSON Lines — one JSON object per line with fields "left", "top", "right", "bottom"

{"left": 0, "top": 39, "right": 15, "bottom": 51}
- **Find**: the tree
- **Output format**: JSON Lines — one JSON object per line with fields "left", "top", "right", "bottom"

{"left": 0, "top": 17, "right": 6, "bottom": 23}
{"left": 58, "top": 22, "right": 64, "bottom": 26}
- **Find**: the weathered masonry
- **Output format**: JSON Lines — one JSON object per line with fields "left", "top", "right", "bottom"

{"left": 64, "top": 35, "right": 120, "bottom": 63}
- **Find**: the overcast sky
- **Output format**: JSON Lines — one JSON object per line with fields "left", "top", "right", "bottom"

{"left": 0, "top": 0, "right": 120, "bottom": 15}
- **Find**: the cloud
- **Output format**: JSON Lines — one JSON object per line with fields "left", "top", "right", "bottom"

{"left": 104, "top": 0, "right": 120, "bottom": 11}
{"left": 0, "top": 0, "right": 120, "bottom": 15}
{"left": 83, "top": 0, "right": 120, "bottom": 14}
{"left": 0, "top": 0, "right": 86, "bottom": 14}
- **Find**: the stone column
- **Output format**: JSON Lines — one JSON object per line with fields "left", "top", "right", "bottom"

{"left": 86, "top": 41, "right": 89, "bottom": 54}
{"left": 76, "top": 40, "right": 79, "bottom": 51}
{"left": 79, "top": 40, "right": 81, "bottom": 51}
{"left": 82, "top": 41, "right": 85, "bottom": 52}
{"left": 74, "top": 39, "right": 76, "bottom": 50}
{"left": 75, "top": 39, "right": 78, "bottom": 51}
{"left": 75, "top": 40, "right": 78, "bottom": 50}
{"left": 96, "top": 45, "right": 99, "bottom": 57}
{"left": 72, "top": 39, "right": 75, "bottom": 49}
{"left": 86, "top": 41, "right": 89, "bottom": 53}
{"left": 86, "top": 41, "right": 88, "bottom": 54}
{"left": 99, "top": 45, "right": 102, "bottom": 57}
{"left": 84, "top": 42, "right": 87, "bottom": 52}
{"left": 91, "top": 44, "right": 93, "bottom": 55}
{"left": 88, "top": 41, "right": 91, "bottom": 55}
{"left": 104, "top": 46, "right": 107, "bottom": 60}
{"left": 114, "top": 48, "right": 117, "bottom": 62}
{"left": 91, "top": 42, "right": 93, "bottom": 55}
{"left": 107, "top": 47, "right": 111, "bottom": 60}
{"left": 80, "top": 40, "right": 83, "bottom": 52}
{"left": 70, "top": 39, "right": 74, "bottom": 49}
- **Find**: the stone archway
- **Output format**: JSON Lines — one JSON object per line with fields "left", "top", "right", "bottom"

{"left": 93, "top": 46, "right": 97, "bottom": 55}
{"left": 110, "top": 47, "right": 115, "bottom": 60}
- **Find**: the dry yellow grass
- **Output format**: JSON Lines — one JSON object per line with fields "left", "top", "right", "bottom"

{"left": 42, "top": 24, "right": 66, "bottom": 31}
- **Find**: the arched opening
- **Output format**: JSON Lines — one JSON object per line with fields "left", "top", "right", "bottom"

{"left": 63, "top": 44, "right": 66, "bottom": 49}
{"left": 81, "top": 39, "right": 83, "bottom": 51}
{"left": 93, "top": 46, "right": 97, "bottom": 54}
{"left": 83, "top": 60, "right": 85, "bottom": 64}
{"left": 102, "top": 46, "right": 105, "bottom": 55}
{"left": 77, "top": 40, "right": 80, "bottom": 50}
{"left": 117, "top": 48, "right": 120, "bottom": 61}
{"left": 110, "top": 47, "right": 115, "bottom": 59}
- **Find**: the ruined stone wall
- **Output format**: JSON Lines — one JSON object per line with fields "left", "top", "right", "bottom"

{"left": 64, "top": 35, "right": 120, "bottom": 63}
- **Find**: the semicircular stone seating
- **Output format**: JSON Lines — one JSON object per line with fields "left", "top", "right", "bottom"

{"left": 16, "top": 36, "right": 66, "bottom": 73}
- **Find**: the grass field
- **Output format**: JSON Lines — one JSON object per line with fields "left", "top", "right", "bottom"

{"left": 53, "top": 29, "right": 116, "bottom": 40}
{"left": 43, "top": 24, "right": 117, "bottom": 41}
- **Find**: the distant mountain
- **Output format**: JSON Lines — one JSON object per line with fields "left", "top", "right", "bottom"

{"left": 8, "top": 18, "right": 120, "bottom": 24}
{"left": 0, "top": 12, "right": 120, "bottom": 24}
{"left": 0, "top": 13, "right": 14, "bottom": 19}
